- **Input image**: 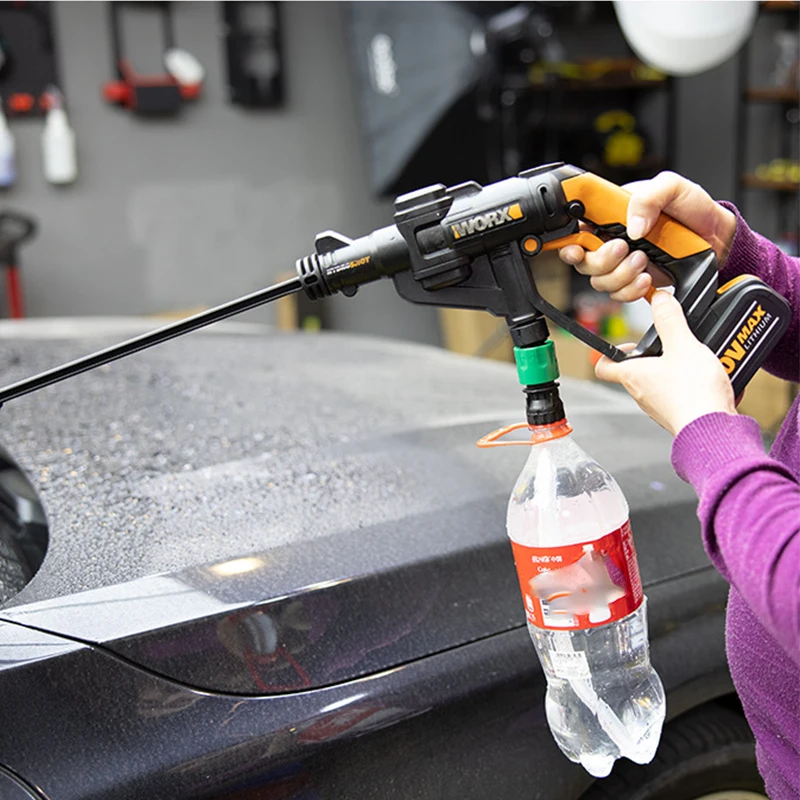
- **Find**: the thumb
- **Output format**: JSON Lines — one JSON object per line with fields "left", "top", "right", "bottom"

{"left": 594, "top": 354, "right": 625, "bottom": 384}
{"left": 594, "top": 341, "right": 637, "bottom": 384}
{"left": 650, "top": 290, "right": 696, "bottom": 353}
{"left": 626, "top": 172, "right": 685, "bottom": 239}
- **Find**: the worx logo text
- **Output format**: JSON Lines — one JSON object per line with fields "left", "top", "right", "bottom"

{"left": 451, "top": 203, "right": 524, "bottom": 239}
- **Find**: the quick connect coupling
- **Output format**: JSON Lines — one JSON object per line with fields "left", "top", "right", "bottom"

{"left": 513, "top": 340, "right": 559, "bottom": 386}
{"left": 514, "top": 341, "right": 566, "bottom": 427}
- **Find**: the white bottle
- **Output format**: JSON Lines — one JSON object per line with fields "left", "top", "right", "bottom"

{"left": 0, "top": 101, "right": 16, "bottom": 187}
{"left": 506, "top": 416, "right": 665, "bottom": 778}
{"left": 164, "top": 48, "right": 205, "bottom": 88}
{"left": 41, "top": 88, "right": 77, "bottom": 185}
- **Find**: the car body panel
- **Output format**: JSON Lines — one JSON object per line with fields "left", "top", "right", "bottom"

{"left": 0, "top": 572, "right": 731, "bottom": 800}
{"left": 0, "top": 327, "right": 733, "bottom": 798}
{"left": 0, "top": 333, "right": 712, "bottom": 685}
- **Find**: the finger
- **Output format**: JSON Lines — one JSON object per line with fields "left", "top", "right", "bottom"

{"left": 609, "top": 272, "right": 652, "bottom": 303}
{"left": 589, "top": 249, "right": 648, "bottom": 293}
{"left": 626, "top": 171, "right": 697, "bottom": 240}
{"left": 650, "top": 290, "right": 697, "bottom": 352}
{"left": 591, "top": 342, "right": 636, "bottom": 370}
{"left": 573, "top": 239, "right": 628, "bottom": 276}
{"left": 606, "top": 263, "right": 673, "bottom": 301}
{"left": 649, "top": 263, "right": 674, "bottom": 289}
{"left": 559, "top": 245, "right": 585, "bottom": 266}
{"left": 594, "top": 354, "right": 627, "bottom": 384}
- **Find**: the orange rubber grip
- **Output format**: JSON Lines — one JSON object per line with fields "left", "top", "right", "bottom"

{"left": 560, "top": 173, "right": 710, "bottom": 259}
{"left": 541, "top": 231, "right": 605, "bottom": 253}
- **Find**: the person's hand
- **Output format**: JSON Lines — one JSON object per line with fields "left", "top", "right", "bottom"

{"left": 559, "top": 172, "right": 738, "bottom": 302}
{"left": 594, "top": 290, "right": 736, "bottom": 436}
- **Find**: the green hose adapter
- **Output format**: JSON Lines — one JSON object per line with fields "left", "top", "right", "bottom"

{"left": 513, "top": 340, "right": 559, "bottom": 386}
{"left": 514, "top": 341, "right": 565, "bottom": 426}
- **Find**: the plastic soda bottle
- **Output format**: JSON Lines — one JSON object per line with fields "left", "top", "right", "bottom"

{"left": 482, "top": 343, "right": 665, "bottom": 778}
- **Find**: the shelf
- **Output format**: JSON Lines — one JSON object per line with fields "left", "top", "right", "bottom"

{"left": 742, "top": 174, "right": 800, "bottom": 192}
{"left": 745, "top": 87, "right": 800, "bottom": 102}
{"left": 528, "top": 78, "right": 667, "bottom": 92}
{"left": 592, "top": 157, "right": 668, "bottom": 178}
{"left": 524, "top": 57, "right": 669, "bottom": 93}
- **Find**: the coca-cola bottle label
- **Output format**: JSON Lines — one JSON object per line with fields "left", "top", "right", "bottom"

{"left": 510, "top": 520, "right": 643, "bottom": 631}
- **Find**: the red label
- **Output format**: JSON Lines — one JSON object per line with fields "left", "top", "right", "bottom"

{"left": 510, "top": 520, "right": 643, "bottom": 631}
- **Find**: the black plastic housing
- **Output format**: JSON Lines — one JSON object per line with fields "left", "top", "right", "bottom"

{"left": 296, "top": 164, "right": 792, "bottom": 397}
{"left": 694, "top": 275, "right": 791, "bottom": 396}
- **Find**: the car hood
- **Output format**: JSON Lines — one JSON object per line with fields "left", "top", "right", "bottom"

{"left": 0, "top": 325, "right": 708, "bottom": 693}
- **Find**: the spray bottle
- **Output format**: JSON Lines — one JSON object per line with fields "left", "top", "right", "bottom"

{"left": 0, "top": 99, "right": 16, "bottom": 188}
{"left": 41, "top": 86, "right": 78, "bottom": 186}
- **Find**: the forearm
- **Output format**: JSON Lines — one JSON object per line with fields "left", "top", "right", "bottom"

{"left": 672, "top": 412, "right": 800, "bottom": 661}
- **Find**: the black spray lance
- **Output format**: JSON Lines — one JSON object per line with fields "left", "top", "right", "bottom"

{"left": 0, "top": 163, "right": 789, "bottom": 423}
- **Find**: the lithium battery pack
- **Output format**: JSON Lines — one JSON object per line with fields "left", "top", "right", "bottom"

{"left": 694, "top": 275, "right": 791, "bottom": 397}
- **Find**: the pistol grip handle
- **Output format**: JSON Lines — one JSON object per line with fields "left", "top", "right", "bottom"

{"left": 553, "top": 172, "right": 719, "bottom": 357}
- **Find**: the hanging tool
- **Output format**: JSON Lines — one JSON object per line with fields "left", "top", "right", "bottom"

{"left": 103, "top": 2, "right": 203, "bottom": 115}
{"left": 0, "top": 163, "right": 790, "bottom": 407}
{"left": 0, "top": 210, "right": 35, "bottom": 320}
{"left": 0, "top": 1, "right": 61, "bottom": 119}
{"left": 222, "top": 2, "right": 284, "bottom": 108}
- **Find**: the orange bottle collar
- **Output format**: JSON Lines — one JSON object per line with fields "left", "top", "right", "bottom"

{"left": 476, "top": 419, "right": 572, "bottom": 448}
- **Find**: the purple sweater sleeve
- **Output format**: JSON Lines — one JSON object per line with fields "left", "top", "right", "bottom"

{"left": 672, "top": 413, "right": 800, "bottom": 662}
{"left": 671, "top": 208, "right": 800, "bottom": 662}
{"left": 718, "top": 201, "right": 800, "bottom": 382}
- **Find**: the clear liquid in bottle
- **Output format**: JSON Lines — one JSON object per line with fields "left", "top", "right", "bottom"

{"left": 506, "top": 422, "right": 665, "bottom": 778}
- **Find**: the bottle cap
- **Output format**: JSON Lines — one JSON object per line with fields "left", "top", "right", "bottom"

{"left": 514, "top": 341, "right": 559, "bottom": 386}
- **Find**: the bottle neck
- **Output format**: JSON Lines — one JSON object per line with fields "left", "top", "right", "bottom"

{"left": 527, "top": 417, "right": 572, "bottom": 444}
{"left": 46, "top": 108, "right": 70, "bottom": 132}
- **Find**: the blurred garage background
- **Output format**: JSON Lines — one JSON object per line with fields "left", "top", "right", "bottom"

{"left": 0, "top": 0, "right": 797, "bottom": 427}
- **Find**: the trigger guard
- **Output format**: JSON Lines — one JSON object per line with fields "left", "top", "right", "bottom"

{"left": 627, "top": 324, "right": 662, "bottom": 359}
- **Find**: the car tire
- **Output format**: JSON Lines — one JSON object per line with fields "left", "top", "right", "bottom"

{"left": 581, "top": 704, "right": 767, "bottom": 800}
{"left": 0, "top": 522, "right": 29, "bottom": 605}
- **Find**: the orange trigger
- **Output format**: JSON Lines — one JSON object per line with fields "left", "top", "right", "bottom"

{"left": 541, "top": 231, "right": 605, "bottom": 253}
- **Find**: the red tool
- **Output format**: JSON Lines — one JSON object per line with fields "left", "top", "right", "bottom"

{"left": 102, "top": 2, "right": 203, "bottom": 115}
{"left": 7, "top": 94, "right": 35, "bottom": 114}
{"left": 0, "top": 210, "right": 36, "bottom": 319}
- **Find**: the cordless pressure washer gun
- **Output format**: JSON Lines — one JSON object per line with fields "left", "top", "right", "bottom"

{"left": 0, "top": 163, "right": 790, "bottom": 426}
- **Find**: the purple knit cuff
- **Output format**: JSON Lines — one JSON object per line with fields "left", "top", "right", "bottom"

{"left": 717, "top": 201, "right": 764, "bottom": 281}
{"left": 671, "top": 412, "right": 765, "bottom": 491}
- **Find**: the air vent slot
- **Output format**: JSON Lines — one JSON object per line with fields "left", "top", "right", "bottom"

{"left": 540, "top": 185, "right": 556, "bottom": 217}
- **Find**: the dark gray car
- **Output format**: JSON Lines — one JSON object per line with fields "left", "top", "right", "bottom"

{"left": 0, "top": 324, "right": 763, "bottom": 799}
